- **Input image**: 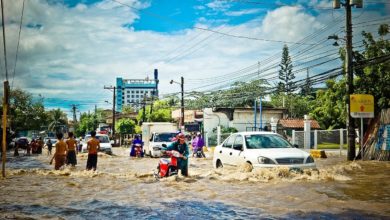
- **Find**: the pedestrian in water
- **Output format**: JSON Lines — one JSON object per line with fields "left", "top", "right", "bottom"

{"left": 50, "top": 132, "right": 67, "bottom": 170}
{"left": 86, "top": 131, "right": 100, "bottom": 171}
{"left": 37, "top": 137, "right": 44, "bottom": 154}
{"left": 46, "top": 139, "right": 53, "bottom": 155}
{"left": 164, "top": 133, "right": 189, "bottom": 176}
{"left": 66, "top": 132, "right": 77, "bottom": 167}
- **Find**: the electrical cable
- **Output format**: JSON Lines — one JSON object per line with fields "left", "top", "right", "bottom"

{"left": 11, "top": 0, "right": 25, "bottom": 89}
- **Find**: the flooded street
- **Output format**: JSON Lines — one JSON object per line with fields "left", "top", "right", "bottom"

{"left": 1, "top": 148, "right": 389, "bottom": 219}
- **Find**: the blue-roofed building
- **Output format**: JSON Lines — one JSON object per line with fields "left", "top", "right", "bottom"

{"left": 116, "top": 69, "right": 159, "bottom": 112}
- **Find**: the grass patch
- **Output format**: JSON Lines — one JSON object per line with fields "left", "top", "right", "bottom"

{"left": 317, "top": 142, "right": 360, "bottom": 149}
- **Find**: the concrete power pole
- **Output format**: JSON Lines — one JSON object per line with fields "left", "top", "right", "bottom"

{"left": 333, "top": 0, "right": 362, "bottom": 160}
{"left": 104, "top": 86, "right": 116, "bottom": 145}
{"left": 181, "top": 76, "right": 184, "bottom": 130}
{"left": 71, "top": 104, "right": 77, "bottom": 123}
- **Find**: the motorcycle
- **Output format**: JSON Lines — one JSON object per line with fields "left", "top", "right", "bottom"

{"left": 154, "top": 150, "right": 182, "bottom": 179}
{"left": 193, "top": 146, "right": 205, "bottom": 158}
{"left": 130, "top": 142, "right": 144, "bottom": 158}
{"left": 134, "top": 143, "right": 143, "bottom": 158}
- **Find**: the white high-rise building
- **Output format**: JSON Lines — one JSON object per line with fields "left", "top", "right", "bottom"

{"left": 116, "top": 69, "right": 159, "bottom": 112}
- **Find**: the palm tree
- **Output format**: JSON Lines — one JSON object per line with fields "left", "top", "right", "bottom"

{"left": 47, "top": 109, "right": 67, "bottom": 132}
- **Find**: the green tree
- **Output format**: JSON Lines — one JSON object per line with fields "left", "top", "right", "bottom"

{"left": 47, "top": 109, "right": 68, "bottom": 132}
{"left": 137, "top": 100, "right": 172, "bottom": 123}
{"left": 353, "top": 25, "right": 390, "bottom": 112}
{"left": 310, "top": 79, "right": 346, "bottom": 129}
{"left": 115, "top": 118, "right": 136, "bottom": 134}
{"left": 8, "top": 89, "right": 48, "bottom": 133}
{"left": 270, "top": 93, "right": 313, "bottom": 119}
{"left": 75, "top": 113, "right": 95, "bottom": 136}
{"left": 279, "top": 44, "right": 295, "bottom": 94}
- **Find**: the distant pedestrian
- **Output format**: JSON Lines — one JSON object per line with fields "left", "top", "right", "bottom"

{"left": 86, "top": 131, "right": 100, "bottom": 171}
{"left": 37, "top": 137, "right": 44, "bottom": 154}
{"left": 46, "top": 139, "right": 53, "bottom": 155}
{"left": 50, "top": 132, "right": 68, "bottom": 170}
{"left": 66, "top": 132, "right": 77, "bottom": 167}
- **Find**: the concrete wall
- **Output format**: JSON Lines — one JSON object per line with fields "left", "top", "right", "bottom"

{"left": 203, "top": 108, "right": 284, "bottom": 135}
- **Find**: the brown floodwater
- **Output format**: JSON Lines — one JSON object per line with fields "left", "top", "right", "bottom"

{"left": 0, "top": 148, "right": 389, "bottom": 219}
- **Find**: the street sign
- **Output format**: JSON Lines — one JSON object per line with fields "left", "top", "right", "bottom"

{"left": 350, "top": 94, "right": 374, "bottom": 118}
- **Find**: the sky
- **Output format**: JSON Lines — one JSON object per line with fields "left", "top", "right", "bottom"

{"left": 1, "top": 0, "right": 389, "bottom": 119}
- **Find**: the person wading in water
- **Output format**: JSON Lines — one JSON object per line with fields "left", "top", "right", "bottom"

{"left": 50, "top": 132, "right": 67, "bottom": 170}
{"left": 86, "top": 131, "right": 100, "bottom": 171}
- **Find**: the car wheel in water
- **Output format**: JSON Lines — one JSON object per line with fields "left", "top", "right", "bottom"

{"left": 216, "top": 159, "right": 223, "bottom": 168}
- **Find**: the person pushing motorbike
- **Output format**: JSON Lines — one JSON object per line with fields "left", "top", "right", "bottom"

{"left": 162, "top": 133, "right": 189, "bottom": 177}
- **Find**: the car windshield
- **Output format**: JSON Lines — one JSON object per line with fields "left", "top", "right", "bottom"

{"left": 245, "top": 134, "right": 292, "bottom": 149}
{"left": 154, "top": 133, "right": 176, "bottom": 142}
{"left": 85, "top": 135, "right": 110, "bottom": 143}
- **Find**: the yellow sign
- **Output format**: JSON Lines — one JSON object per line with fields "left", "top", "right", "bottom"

{"left": 350, "top": 94, "right": 374, "bottom": 118}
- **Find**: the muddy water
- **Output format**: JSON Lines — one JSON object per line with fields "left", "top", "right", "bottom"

{"left": 1, "top": 148, "right": 389, "bottom": 219}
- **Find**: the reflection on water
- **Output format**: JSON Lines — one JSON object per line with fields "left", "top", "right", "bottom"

{"left": 0, "top": 148, "right": 389, "bottom": 219}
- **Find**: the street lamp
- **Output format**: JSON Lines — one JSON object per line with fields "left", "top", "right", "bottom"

{"left": 170, "top": 77, "right": 184, "bottom": 130}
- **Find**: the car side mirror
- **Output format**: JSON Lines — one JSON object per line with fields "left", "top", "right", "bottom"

{"left": 293, "top": 144, "right": 299, "bottom": 148}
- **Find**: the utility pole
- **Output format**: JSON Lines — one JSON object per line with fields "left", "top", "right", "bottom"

{"left": 170, "top": 76, "right": 185, "bottom": 130}
{"left": 71, "top": 104, "right": 77, "bottom": 123}
{"left": 104, "top": 86, "right": 116, "bottom": 145}
{"left": 333, "top": 0, "right": 362, "bottom": 160}
{"left": 2, "top": 81, "right": 9, "bottom": 178}
{"left": 142, "top": 99, "right": 146, "bottom": 123}
{"left": 180, "top": 76, "right": 184, "bottom": 130}
{"left": 1, "top": 0, "right": 9, "bottom": 178}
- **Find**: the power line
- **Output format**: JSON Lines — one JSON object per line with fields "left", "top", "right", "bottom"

{"left": 11, "top": 0, "right": 25, "bottom": 89}
{"left": 1, "top": 0, "right": 8, "bottom": 80}
{"left": 110, "top": 0, "right": 325, "bottom": 46}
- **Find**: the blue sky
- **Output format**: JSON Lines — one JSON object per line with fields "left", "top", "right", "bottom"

{"left": 1, "top": 0, "right": 389, "bottom": 119}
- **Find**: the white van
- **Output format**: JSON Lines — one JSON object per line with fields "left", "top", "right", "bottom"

{"left": 142, "top": 122, "right": 178, "bottom": 157}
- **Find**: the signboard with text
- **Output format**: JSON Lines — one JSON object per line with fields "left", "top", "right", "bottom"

{"left": 350, "top": 94, "right": 374, "bottom": 118}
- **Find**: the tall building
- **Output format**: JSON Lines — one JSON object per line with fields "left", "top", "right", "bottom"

{"left": 116, "top": 69, "right": 159, "bottom": 112}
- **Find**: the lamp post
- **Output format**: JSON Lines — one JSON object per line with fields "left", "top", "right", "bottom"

{"left": 170, "top": 77, "right": 184, "bottom": 130}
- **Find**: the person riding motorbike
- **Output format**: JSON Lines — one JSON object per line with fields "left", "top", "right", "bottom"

{"left": 191, "top": 132, "right": 206, "bottom": 158}
{"left": 162, "top": 133, "right": 189, "bottom": 176}
{"left": 130, "top": 134, "right": 144, "bottom": 157}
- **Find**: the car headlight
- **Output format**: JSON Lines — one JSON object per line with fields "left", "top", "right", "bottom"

{"left": 258, "top": 156, "right": 276, "bottom": 164}
{"left": 306, "top": 156, "right": 315, "bottom": 163}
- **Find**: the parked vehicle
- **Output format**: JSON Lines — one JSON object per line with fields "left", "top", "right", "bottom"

{"left": 142, "top": 122, "right": 178, "bottom": 157}
{"left": 213, "top": 131, "right": 316, "bottom": 170}
{"left": 82, "top": 134, "right": 113, "bottom": 155}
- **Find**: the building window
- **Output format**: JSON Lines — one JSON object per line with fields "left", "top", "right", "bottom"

{"left": 136, "top": 91, "right": 139, "bottom": 94}
{"left": 141, "top": 91, "right": 144, "bottom": 93}
{"left": 136, "top": 95, "right": 139, "bottom": 98}
{"left": 127, "top": 91, "right": 130, "bottom": 93}
{"left": 132, "top": 95, "right": 134, "bottom": 98}
{"left": 131, "top": 91, "right": 134, "bottom": 93}
{"left": 127, "top": 95, "right": 130, "bottom": 98}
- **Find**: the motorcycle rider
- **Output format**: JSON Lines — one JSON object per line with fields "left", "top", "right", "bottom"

{"left": 192, "top": 132, "right": 206, "bottom": 158}
{"left": 163, "top": 133, "right": 189, "bottom": 176}
{"left": 130, "top": 134, "right": 144, "bottom": 157}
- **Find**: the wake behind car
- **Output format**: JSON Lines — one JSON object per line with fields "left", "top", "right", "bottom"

{"left": 213, "top": 131, "right": 316, "bottom": 170}
{"left": 82, "top": 134, "right": 113, "bottom": 155}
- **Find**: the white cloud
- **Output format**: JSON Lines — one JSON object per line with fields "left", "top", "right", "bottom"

{"left": 1, "top": 0, "right": 387, "bottom": 115}
{"left": 225, "top": 8, "right": 263, "bottom": 17}
{"left": 206, "top": 0, "right": 231, "bottom": 12}
{"left": 261, "top": 6, "right": 322, "bottom": 42}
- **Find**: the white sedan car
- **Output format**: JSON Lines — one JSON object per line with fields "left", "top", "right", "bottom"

{"left": 213, "top": 131, "right": 316, "bottom": 169}
{"left": 81, "top": 134, "right": 113, "bottom": 155}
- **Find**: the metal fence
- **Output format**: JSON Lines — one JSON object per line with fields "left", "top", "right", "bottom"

{"left": 292, "top": 129, "right": 347, "bottom": 149}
